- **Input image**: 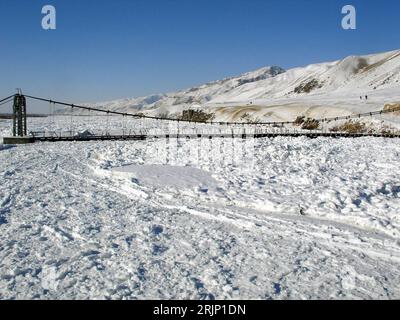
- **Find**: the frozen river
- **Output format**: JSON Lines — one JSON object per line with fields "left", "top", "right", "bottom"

{"left": 0, "top": 117, "right": 400, "bottom": 299}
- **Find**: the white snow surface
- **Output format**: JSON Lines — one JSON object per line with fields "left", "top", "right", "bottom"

{"left": 1, "top": 118, "right": 400, "bottom": 299}
{"left": 110, "top": 165, "right": 219, "bottom": 194}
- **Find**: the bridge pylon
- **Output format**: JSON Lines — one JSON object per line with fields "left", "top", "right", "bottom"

{"left": 13, "top": 94, "right": 27, "bottom": 137}
{"left": 3, "top": 93, "right": 34, "bottom": 144}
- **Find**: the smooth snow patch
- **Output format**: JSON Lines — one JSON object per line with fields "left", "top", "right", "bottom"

{"left": 111, "top": 164, "right": 219, "bottom": 193}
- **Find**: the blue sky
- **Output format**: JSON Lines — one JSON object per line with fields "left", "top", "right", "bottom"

{"left": 0, "top": 0, "right": 399, "bottom": 106}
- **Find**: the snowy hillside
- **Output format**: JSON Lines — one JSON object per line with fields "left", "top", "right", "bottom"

{"left": 82, "top": 50, "right": 400, "bottom": 122}
{"left": 83, "top": 66, "right": 285, "bottom": 116}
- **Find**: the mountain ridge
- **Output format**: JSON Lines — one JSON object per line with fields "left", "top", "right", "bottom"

{"left": 83, "top": 49, "right": 400, "bottom": 122}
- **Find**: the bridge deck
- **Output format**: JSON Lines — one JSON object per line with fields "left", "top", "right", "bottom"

{"left": 31, "top": 132, "right": 400, "bottom": 142}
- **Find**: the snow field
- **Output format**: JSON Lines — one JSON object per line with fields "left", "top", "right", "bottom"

{"left": 1, "top": 117, "right": 400, "bottom": 299}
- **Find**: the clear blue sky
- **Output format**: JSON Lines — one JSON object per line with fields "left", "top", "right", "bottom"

{"left": 0, "top": 0, "right": 399, "bottom": 106}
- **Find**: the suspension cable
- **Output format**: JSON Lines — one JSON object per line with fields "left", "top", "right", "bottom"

{"left": 0, "top": 97, "right": 14, "bottom": 107}
{"left": 23, "top": 94, "right": 400, "bottom": 127}
{"left": 0, "top": 95, "right": 15, "bottom": 104}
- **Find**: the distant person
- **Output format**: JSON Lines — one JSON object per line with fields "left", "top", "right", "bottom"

{"left": 365, "top": 95, "right": 368, "bottom": 100}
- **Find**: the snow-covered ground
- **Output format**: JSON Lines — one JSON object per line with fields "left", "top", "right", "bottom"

{"left": 1, "top": 117, "right": 400, "bottom": 299}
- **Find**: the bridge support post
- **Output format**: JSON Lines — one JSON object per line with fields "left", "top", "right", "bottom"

{"left": 3, "top": 94, "right": 33, "bottom": 144}
{"left": 13, "top": 94, "right": 27, "bottom": 137}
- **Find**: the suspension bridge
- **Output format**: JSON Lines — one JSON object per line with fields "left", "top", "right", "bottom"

{"left": 1, "top": 92, "right": 400, "bottom": 144}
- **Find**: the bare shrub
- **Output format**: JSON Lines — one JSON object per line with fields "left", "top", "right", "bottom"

{"left": 180, "top": 109, "right": 215, "bottom": 122}
{"left": 293, "top": 116, "right": 306, "bottom": 126}
{"left": 157, "top": 112, "right": 170, "bottom": 119}
{"left": 330, "top": 120, "right": 367, "bottom": 134}
{"left": 383, "top": 103, "right": 400, "bottom": 113}
{"left": 301, "top": 118, "right": 320, "bottom": 130}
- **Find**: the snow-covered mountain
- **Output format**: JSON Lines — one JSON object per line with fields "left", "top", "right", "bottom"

{"left": 86, "top": 65, "right": 285, "bottom": 115}
{"left": 86, "top": 49, "right": 400, "bottom": 122}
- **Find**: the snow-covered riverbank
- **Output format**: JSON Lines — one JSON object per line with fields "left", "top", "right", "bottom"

{"left": 1, "top": 129, "right": 400, "bottom": 299}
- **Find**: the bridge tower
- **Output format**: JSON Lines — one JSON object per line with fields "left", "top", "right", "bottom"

{"left": 13, "top": 94, "right": 27, "bottom": 137}
{"left": 3, "top": 92, "right": 33, "bottom": 144}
